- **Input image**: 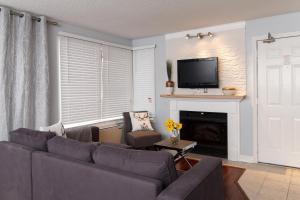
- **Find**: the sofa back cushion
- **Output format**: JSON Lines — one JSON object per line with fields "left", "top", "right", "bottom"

{"left": 100, "top": 142, "right": 132, "bottom": 149}
{"left": 32, "top": 151, "right": 162, "bottom": 200}
{"left": 47, "top": 136, "right": 96, "bottom": 162}
{"left": 93, "top": 145, "right": 178, "bottom": 187}
{"left": 9, "top": 128, "right": 56, "bottom": 151}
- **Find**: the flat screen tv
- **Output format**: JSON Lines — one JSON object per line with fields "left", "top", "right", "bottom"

{"left": 177, "top": 57, "right": 219, "bottom": 88}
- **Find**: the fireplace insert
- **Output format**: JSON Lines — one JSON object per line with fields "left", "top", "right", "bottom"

{"left": 180, "top": 111, "right": 228, "bottom": 158}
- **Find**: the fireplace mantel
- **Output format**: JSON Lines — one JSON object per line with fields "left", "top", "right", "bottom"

{"left": 160, "top": 94, "right": 246, "bottom": 101}
{"left": 162, "top": 94, "right": 245, "bottom": 161}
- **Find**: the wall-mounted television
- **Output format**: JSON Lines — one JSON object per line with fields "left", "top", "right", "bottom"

{"left": 177, "top": 57, "right": 219, "bottom": 88}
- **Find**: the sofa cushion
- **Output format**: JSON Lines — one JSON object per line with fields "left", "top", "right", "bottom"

{"left": 47, "top": 136, "right": 96, "bottom": 162}
{"left": 9, "top": 128, "right": 56, "bottom": 151}
{"left": 101, "top": 142, "right": 132, "bottom": 149}
{"left": 127, "top": 130, "right": 161, "bottom": 148}
{"left": 93, "top": 145, "right": 178, "bottom": 187}
{"left": 32, "top": 151, "right": 162, "bottom": 200}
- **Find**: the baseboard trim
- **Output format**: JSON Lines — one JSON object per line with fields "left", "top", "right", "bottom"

{"left": 239, "top": 155, "right": 256, "bottom": 163}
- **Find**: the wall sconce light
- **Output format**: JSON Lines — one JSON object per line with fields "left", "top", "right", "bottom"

{"left": 185, "top": 32, "right": 214, "bottom": 40}
{"left": 185, "top": 34, "right": 191, "bottom": 40}
{"left": 197, "top": 33, "right": 203, "bottom": 39}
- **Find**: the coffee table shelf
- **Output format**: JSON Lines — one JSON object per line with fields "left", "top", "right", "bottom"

{"left": 154, "top": 139, "right": 197, "bottom": 168}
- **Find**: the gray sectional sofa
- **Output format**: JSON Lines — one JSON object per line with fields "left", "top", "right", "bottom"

{"left": 0, "top": 128, "right": 225, "bottom": 200}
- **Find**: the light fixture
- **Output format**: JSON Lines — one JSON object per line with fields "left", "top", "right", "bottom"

{"left": 197, "top": 33, "right": 204, "bottom": 39}
{"left": 184, "top": 32, "right": 214, "bottom": 40}
{"left": 208, "top": 32, "right": 214, "bottom": 38}
{"left": 263, "top": 32, "right": 275, "bottom": 43}
{"left": 185, "top": 34, "right": 191, "bottom": 40}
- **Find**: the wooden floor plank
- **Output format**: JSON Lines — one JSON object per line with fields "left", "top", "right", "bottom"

{"left": 175, "top": 158, "right": 248, "bottom": 200}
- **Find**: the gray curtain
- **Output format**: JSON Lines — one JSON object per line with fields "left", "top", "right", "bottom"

{"left": 0, "top": 7, "right": 49, "bottom": 140}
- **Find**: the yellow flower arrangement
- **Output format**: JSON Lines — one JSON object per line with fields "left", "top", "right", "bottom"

{"left": 165, "top": 119, "right": 174, "bottom": 132}
{"left": 164, "top": 119, "right": 183, "bottom": 135}
{"left": 176, "top": 123, "right": 182, "bottom": 130}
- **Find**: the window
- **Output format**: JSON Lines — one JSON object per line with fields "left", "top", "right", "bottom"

{"left": 102, "top": 46, "right": 132, "bottom": 119}
{"left": 133, "top": 47, "right": 156, "bottom": 116}
{"left": 59, "top": 35, "right": 132, "bottom": 127}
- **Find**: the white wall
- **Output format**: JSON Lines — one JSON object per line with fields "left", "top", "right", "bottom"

{"left": 48, "top": 22, "right": 131, "bottom": 124}
{"left": 47, "top": 11, "right": 300, "bottom": 158}
{"left": 132, "top": 36, "right": 169, "bottom": 136}
{"left": 166, "top": 28, "right": 246, "bottom": 96}
{"left": 132, "top": 11, "right": 300, "bottom": 159}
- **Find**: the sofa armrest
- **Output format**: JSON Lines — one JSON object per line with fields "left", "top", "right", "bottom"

{"left": 156, "top": 156, "right": 224, "bottom": 200}
{"left": 66, "top": 126, "right": 99, "bottom": 142}
{"left": 0, "top": 141, "right": 34, "bottom": 200}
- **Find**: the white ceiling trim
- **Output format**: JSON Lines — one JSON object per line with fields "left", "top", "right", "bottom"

{"left": 132, "top": 45, "right": 156, "bottom": 51}
{"left": 58, "top": 32, "right": 132, "bottom": 50}
{"left": 165, "top": 21, "right": 246, "bottom": 40}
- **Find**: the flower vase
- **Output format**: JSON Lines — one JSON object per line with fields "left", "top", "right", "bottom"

{"left": 170, "top": 130, "right": 179, "bottom": 145}
{"left": 166, "top": 86, "right": 174, "bottom": 95}
{"left": 166, "top": 80, "right": 175, "bottom": 96}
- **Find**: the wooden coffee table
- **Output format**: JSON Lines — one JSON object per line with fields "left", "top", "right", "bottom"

{"left": 154, "top": 139, "right": 197, "bottom": 168}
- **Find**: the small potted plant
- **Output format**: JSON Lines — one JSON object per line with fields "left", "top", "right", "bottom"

{"left": 166, "top": 60, "right": 175, "bottom": 95}
{"left": 165, "top": 119, "right": 182, "bottom": 145}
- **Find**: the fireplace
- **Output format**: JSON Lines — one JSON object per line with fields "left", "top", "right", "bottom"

{"left": 180, "top": 111, "right": 228, "bottom": 158}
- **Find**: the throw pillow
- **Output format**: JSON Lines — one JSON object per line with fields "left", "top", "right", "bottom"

{"left": 129, "top": 111, "right": 154, "bottom": 131}
{"left": 40, "top": 121, "right": 66, "bottom": 137}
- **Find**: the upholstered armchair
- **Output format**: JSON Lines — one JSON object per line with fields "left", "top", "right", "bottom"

{"left": 66, "top": 126, "right": 99, "bottom": 142}
{"left": 123, "top": 112, "right": 162, "bottom": 148}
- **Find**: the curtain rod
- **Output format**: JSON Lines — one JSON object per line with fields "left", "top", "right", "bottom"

{"left": 0, "top": 7, "right": 58, "bottom": 25}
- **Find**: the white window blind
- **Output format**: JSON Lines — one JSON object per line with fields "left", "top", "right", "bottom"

{"left": 59, "top": 36, "right": 132, "bottom": 126}
{"left": 102, "top": 46, "right": 132, "bottom": 119}
{"left": 133, "top": 47, "right": 156, "bottom": 115}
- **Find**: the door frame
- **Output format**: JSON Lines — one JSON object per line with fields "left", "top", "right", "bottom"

{"left": 252, "top": 31, "right": 300, "bottom": 163}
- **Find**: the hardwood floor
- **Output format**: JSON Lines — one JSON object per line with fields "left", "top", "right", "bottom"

{"left": 175, "top": 158, "right": 248, "bottom": 200}
{"left": 223, "top": 165, "right": 248, "bottom": 200}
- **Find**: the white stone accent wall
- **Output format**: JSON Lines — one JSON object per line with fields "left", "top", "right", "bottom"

{"left": 166, "top": 28, "right": 246, "bottom": 95}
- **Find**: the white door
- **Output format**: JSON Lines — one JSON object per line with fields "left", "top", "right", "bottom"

{"left": 133, "top": 47, "right": 156, "bottom": 115}
{"left": 258, "top": 35, "right": 300, "bottom": 167}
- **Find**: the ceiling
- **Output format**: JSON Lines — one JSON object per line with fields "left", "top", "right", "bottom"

{"left": 1, "top": 0, "right": 300, "bottom": 39}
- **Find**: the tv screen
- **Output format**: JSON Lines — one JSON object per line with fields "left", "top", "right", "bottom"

{"left": 177, "top": 57, "right": 218, "bottom": 88}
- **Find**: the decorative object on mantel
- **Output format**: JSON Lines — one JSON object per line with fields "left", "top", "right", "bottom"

{"left": 165, "top": 119, "right": 182, "bottom": 145}
{"left": 166, "top": 60, "right": 175, "bottom": 95}
{"left": 222, "top": 87, "right": 237, "bottom": 96}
